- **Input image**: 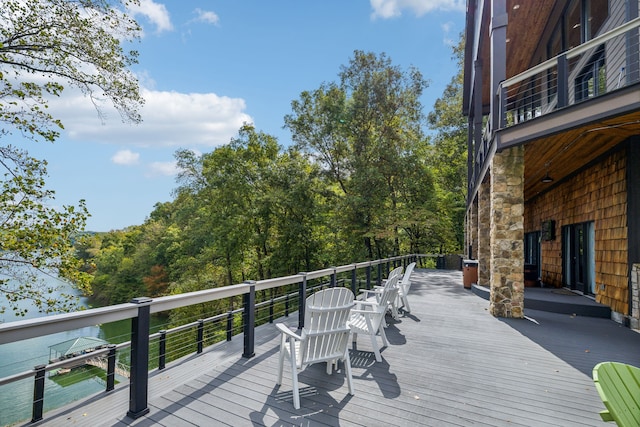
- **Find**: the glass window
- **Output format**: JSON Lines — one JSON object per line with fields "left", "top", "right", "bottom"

{"left": 565, "top": 0, "right": 582, "bottom": 49}
{"left": 587, "top": 0, "right": 608, "bottom": 39}
{"left": 564, "top": 0, "right": 609, "bottom": 48}
{"left": 575, "top": 45, "right": 606, "bottom": 102}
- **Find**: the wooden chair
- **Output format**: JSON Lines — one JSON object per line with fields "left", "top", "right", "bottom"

{"left": 348, "top": 273, "right": 400, "bottom": 362}
{"left": 360, "top": 266, "right": 403, "bottom": 320}
{"left": 592, "top": 361, "right": 640, "bottom": 426}
{"left": 276, "top": 287, "right": 355, "bottom": 409}
{"left": 396, "top": 262, "right": 416, "bottom": 313}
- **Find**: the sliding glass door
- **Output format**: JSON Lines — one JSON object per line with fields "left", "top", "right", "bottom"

{"left": 562, "top": 221, "right": 595, "bottom": 295}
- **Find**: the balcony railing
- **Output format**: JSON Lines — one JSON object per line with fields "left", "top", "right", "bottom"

{"left": 470, "top": 16, "right": 640, "bottom": 195}
{"left": 0, "top": 255, "right": 424, "bottom": 424}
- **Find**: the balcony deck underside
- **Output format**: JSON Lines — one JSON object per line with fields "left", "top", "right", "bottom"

{"left": 491, "top": 83, "right": 640, "bottom": 202}
{"left": 35, "top": 269, "right": 640, "bottom": 427}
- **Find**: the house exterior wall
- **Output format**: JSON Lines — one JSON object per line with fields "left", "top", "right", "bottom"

{"left": 524, "top": 147, "right": 629, "bottom": 315}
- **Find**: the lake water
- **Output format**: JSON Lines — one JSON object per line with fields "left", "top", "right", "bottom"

{"left": 0, "top": 279, "right": 165, "bottom": 426}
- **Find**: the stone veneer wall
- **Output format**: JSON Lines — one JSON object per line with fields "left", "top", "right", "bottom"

{"left": 470, "top": 200, "right": 478, "bottom": 260}
{"left": 478, "top": 179, "right": 491, "bottom": 286}
{"left": 490, "top": 146, "right": 524, "bottom": 318}
{"left": 524, "top": 149, "right": 628, "bottom": 314}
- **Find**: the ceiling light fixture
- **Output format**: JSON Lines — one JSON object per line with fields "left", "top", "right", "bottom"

{"left": 541, "top": 173, "right": 554, "bottom": 183}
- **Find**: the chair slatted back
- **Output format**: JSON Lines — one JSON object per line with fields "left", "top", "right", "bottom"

{"left": 399, "top": 262, "right": 416, "bottom": 293}
{"left": 593, "top": 361, "right": 640, "bottom": 426}
{"left": 300, "top": 288, "right": 355, "bottom": 365}
{"left": 377, "top": 269, "right": 401, "bottom": 311}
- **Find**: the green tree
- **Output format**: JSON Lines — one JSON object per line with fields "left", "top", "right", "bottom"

{"left": 0, "top": 0, "right": 143, "bottom": 314}
{"left": 0, "top": 147, "right": 90, "bottom": 314}
{"left": 427, "top": 36, "right": 467, "bottom": 252}
{"left": 285, "top": 50, "right": 432, "bottom": 259}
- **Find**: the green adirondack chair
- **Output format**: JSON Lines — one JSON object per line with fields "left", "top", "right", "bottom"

{"left": 592, "top": 361, "right": 640, "bottom": 426}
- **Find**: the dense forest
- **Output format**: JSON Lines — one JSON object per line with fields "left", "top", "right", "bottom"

{"left": 76, "top": 45, "right": 467, "bottom": 308}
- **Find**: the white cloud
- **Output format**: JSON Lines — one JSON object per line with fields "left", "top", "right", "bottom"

{"left": 370, "top": 0, "right": 465, "bottom": 19}
{"left": 194, "top": 8, "right": 220, "bottom": 25}
{"left": 112, "top": 149, "right": 140, "bottom": 165}
{"left": 441, "top": 20, "right": 456, "bottom": 46}
{"left": 147, "top": 161, "right": 178, "bottom": 177}
{"left": 129, "top": 0, "right": 173, "bottom": 33}
{"left": 51, "top": 86, "right": 252, "bottom": 149}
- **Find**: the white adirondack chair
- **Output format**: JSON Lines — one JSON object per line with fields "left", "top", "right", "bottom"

{"left": 396, "top": 262, "right": 416, "bottom": 313}
{"left": 348, "top": 273, "right": 400, "bottom": 362}
{"left": 275, "top": 287, "right": 355, "bottom": 409}
{"left": 360, "top": 266, "right": 403, "bottom": 320}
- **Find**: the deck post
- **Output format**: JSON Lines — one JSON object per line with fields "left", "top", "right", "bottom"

{"left": 377, "top": 263, "right": 382, "bottom": 286}
{"left": 31, "top": 364, "right": 46, "bottom": 422}
{"left": 330, "top": 267, "right": 336, "bottom": 287}
{"left": 351, "top": 265, "right": 357, "bottom": 296}
{"left": 197, "top": 320, "right": 204, "bottom": 354}
{"left": 298, "top": 273, "right": 307, "bottom": 329}
{"left": 269, "top": 290, "right": 274, "bottom": 323}
{"left": 242, "top": 282, "right": 256, "bottom": 358}
{"left": 226, "top": 312, "right": 233, "bottom": 341}
{"left": 106, "top": 344, "right": 117, "bottom": 391}
{"left": 366, "top": 264, "right": 371, "bottom": 290}
{"left": 158, "top": 331, "right": 167, "bottom": 369}
{"left": 557, "top": 54, "right": 568, "bottom": 108}
{"left": 127, "top": 296, "right": 152, "bottom": 419}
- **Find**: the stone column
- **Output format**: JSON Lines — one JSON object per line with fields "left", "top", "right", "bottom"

{"left": 478, "top": 177, "right": 491, "bottom": 286}
{"left": 470, "top": 199, "right": 479, "bottom": 260}
{"left": 489, "top": 146, "right": 524, "bottom": 318}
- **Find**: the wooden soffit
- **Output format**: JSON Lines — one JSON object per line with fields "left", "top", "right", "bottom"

{"left": 478, "top": 0, "right": 559, "bottom": 109}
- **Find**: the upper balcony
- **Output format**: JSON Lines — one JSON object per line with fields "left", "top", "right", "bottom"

{"left": 465, "top": 1, "right": 640, "bottom": 204}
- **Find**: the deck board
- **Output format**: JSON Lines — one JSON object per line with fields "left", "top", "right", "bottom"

{"left": 33, "top": 269, "right": 640, "bottom": 427}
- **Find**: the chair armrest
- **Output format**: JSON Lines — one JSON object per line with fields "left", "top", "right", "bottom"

{"left": 276, "top": 323, "right": 302, "bottom": 340}
{"left": 357, "top": 289, "right": 381, "bottom": 300}
{"left": 352, "top": 300, "right": 379, "bottom": 311}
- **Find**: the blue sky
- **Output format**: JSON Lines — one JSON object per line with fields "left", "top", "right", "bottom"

{"left": 29, "top": 0, "right": 465, "bottom": 232}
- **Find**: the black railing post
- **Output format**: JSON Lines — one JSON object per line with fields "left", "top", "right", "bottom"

{"left": 197, "top": 319, "right": 204, "bottom": 354}
{"left": 499, "top": 85, "right": 507, "bottom": 128}
{"left": 226, "top": 311, "right": 233, "bottom": 341}
{"left": 106, "top": 344, "right": 117, "bottom": 391}
{"left": 557, "top": 53, "right": 568, "bottom": 108}
{"left": 351, "top": 265, "right": 357, "bottom": 296}
{"left": 32, "top": 364, "right": 46, "bottom": 423}
{"left": 330, "top": 267, "right": 336, "bottom": 288}
{"left": 242, "top": 281, "right": 256, "bottom": 358}
{"left": 269, "top": 293, "right": 274, "bottom": 323}
{"left": 298, "top": 273, "right": 307, "bottom": 329}
{"left": 366, "top": 264, "right": 372, "bottom": 290}
{"left": 127, "top": 296, "right": 152, "bottom": 419}
{"left": 377, "top": 263, "right": 382, "bottom": 286}
{"left": 285, "top": 293, "right": 290, "bottom": 317}
{"left": 158, "top": 330, "right": 167, "bottom": 370}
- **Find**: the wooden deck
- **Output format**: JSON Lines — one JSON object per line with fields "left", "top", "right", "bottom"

{"left": 34, "top": 269, "right": 640, "bottom": 427}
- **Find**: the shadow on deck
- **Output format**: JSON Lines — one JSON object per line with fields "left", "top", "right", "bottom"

{"left": 33, "top": 269, "right": 640, "bottom": 427}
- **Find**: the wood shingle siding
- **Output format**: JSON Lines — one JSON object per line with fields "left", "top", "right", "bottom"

{"left": 525, "top": 147, "right": 629, "bottom": 313}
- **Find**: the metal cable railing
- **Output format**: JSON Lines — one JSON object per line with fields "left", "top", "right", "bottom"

{"left": 0, "top": 255, "right": 421, "bottom": 424}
